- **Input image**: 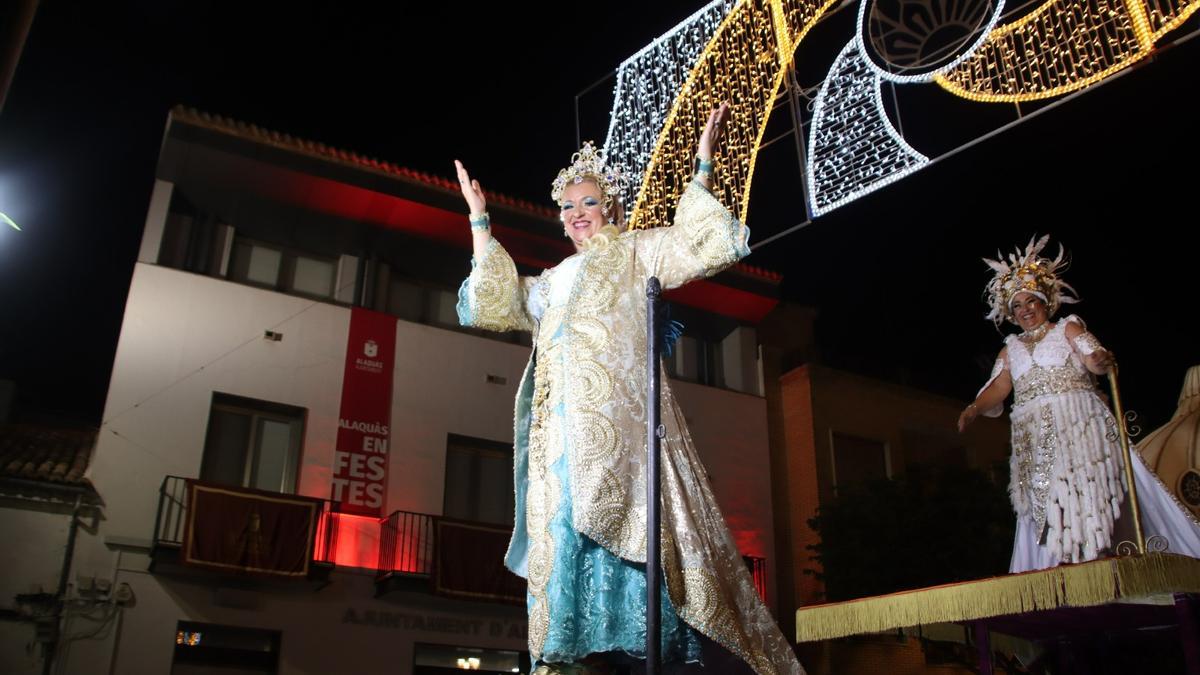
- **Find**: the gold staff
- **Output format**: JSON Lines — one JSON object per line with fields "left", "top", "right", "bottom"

{"left": 1109, "top": 364, "right": 1146, "bottom": 555}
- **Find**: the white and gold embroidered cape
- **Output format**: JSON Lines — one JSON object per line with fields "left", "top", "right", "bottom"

{"left": 458, "top": 182, "right": 802, "bottom": 674}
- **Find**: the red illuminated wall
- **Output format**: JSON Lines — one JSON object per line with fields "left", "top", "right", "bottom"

{"left": 249, "top": 167, "right": 778, "bottom": 323}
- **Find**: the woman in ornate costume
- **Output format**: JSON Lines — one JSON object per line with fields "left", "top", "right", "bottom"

{"left": 958, "top": 236, "right": 1200, "bottom": 573}
{"left": 453, "top": 104, "right": 802, "bottom": 675}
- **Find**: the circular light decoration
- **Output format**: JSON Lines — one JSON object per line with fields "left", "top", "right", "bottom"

{"left": 1180, "top": 469, "right": 1200, "bottom": 509}
{"left": 857, "top": 0, "right": 1005, "bottom": 83}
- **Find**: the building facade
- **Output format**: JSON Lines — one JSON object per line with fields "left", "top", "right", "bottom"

{"left": 12, "top": 107, "right": 785, "bottom": 675}
{"left": 766, "top": 361, "right": 1012, "bottom": 674}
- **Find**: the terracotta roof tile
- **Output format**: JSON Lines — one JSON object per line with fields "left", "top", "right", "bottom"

{"left": 0, "top": 425, "right": 96, "bottom": 486}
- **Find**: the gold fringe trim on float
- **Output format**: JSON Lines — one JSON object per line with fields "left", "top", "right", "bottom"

{"left": 795, "top": 553, "right": 1200, "bottom": 643}
{"left": 1115, "top": 552, "right": 1200, "bottom": 598}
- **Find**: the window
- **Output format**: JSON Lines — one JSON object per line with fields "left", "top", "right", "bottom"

{"left": 830, "top": 432, "right": 889, "bottom": 490}
{"left": 228, "top": 238, "right": 337, "bottom": 299}
{"left": 700, "top": 336, "right": 725, "bottom": 388}
{"left": 157, "top": 192, "right": 236, "bottom": 276}
{"left": 429, "top": 288, "right": 460, "bottom": 328}
{"left": 242, "top": 244, "right": 282, "bottom": 286}
{"left": 743, "top": 555, "right": 768, "bottom": 602}
{"left": 381, "top": 276, "right": 460, "bottom": 328}
{"left": 172, "top": 621, "right": 280, "bottom": 674}
{"left": 200, "top": 393, "right": 305, "bottom": 494}
{"left": 292, "top": 256, "right": 335, "bottom": 297}
{"left": 901, "top": 429, "right": 968, "bottom": 481}
{"left": 413, "top": 643, "right": 528, "bottom": 674}
{"left": 443, "top": 434, "right": 515, "bottom": 526}
{"left": 381, "top": 274, "right": 531, "bottom": 346}
{"left": 158, "top": 211, "right": 197, "bottom": 270}
{"left": 666, "top": 335, "right": 696, "bottom": 381}
{"left": 386, "top": 276, "right": 424, "bottom": 322}
{"left": 666, "top": 335, "right": 724, "bottom": 388}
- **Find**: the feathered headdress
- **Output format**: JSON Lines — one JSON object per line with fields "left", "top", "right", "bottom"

{"left": 983, "top": 235, "right": 1079, "bottom": 326}
{"left": 550, "top": 141, "right": 629, "bottom": 212}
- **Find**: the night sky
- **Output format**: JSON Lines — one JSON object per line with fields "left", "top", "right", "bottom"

{"left": 1, "top": 2, "right": 1196, "bottom": 438}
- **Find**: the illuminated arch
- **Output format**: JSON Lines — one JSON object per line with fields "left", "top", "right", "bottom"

{"left": 934, "top": 0, "right": 1200, "bottom": 102}
{"left": 620, "top": 0, "right": 837, "bottom": 230}
{"left": 613, "top": 0, "right": 1197, "bottom": 227}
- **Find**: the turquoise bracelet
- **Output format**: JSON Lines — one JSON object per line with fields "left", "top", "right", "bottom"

{"left": 469, "top": 212, "right": 490, "bottom": 230}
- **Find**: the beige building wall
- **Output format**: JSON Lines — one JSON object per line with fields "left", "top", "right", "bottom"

{"left": 776, "top": 364, "right": 1011, "bottom": 613}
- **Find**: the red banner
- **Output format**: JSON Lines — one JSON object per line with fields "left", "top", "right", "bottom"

{"left": 331, "top": 307, "right": 397, "bottom": 516}
{"left": 182, "top": 480, "right": 320, "bottom": 577}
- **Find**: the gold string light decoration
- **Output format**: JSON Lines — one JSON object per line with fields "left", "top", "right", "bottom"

{"left": 627, "top": 0, "right": 836, "bottom": 230}
{"left": 933, "top": 0, "right": 1200, "bottom": 102}
{"left": 626, "top": 0, "right": 1194, "bottom": 226}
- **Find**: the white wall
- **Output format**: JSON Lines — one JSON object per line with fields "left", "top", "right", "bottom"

{"left": 59, "top": 554, "right": 528, "bottom": 675}
{"left": 90, "top": 263, "right": 770, "bottom": 552}
{"left": 60, "top": 261, "right": 779, "bottom": 672}
{"left": 0, "top": 623, "right": 39, "bottom": 675}
{"left": 84, "top": 263, "right": 532, "bottom": 570}
{"left": 85, "top": 264, "right": 350, "bottom": 563}
{"left": 0, "top": 508, "right": 71, "bottom": 675}
{"left": 0, "top": 508, "right": 70, "bottom": 602}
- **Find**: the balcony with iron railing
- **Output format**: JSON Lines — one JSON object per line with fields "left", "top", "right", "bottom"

{"left": 374, "top": 508, "right": 769, "bottom": 605}
{"left": 150, "top": 475, "right": 339, "bottom": 586}
{"left": 375, "top": 510, "right": 525, "bottom": 603}
{"left": 148, "top": 479, "right": 769, "bottom": 602}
